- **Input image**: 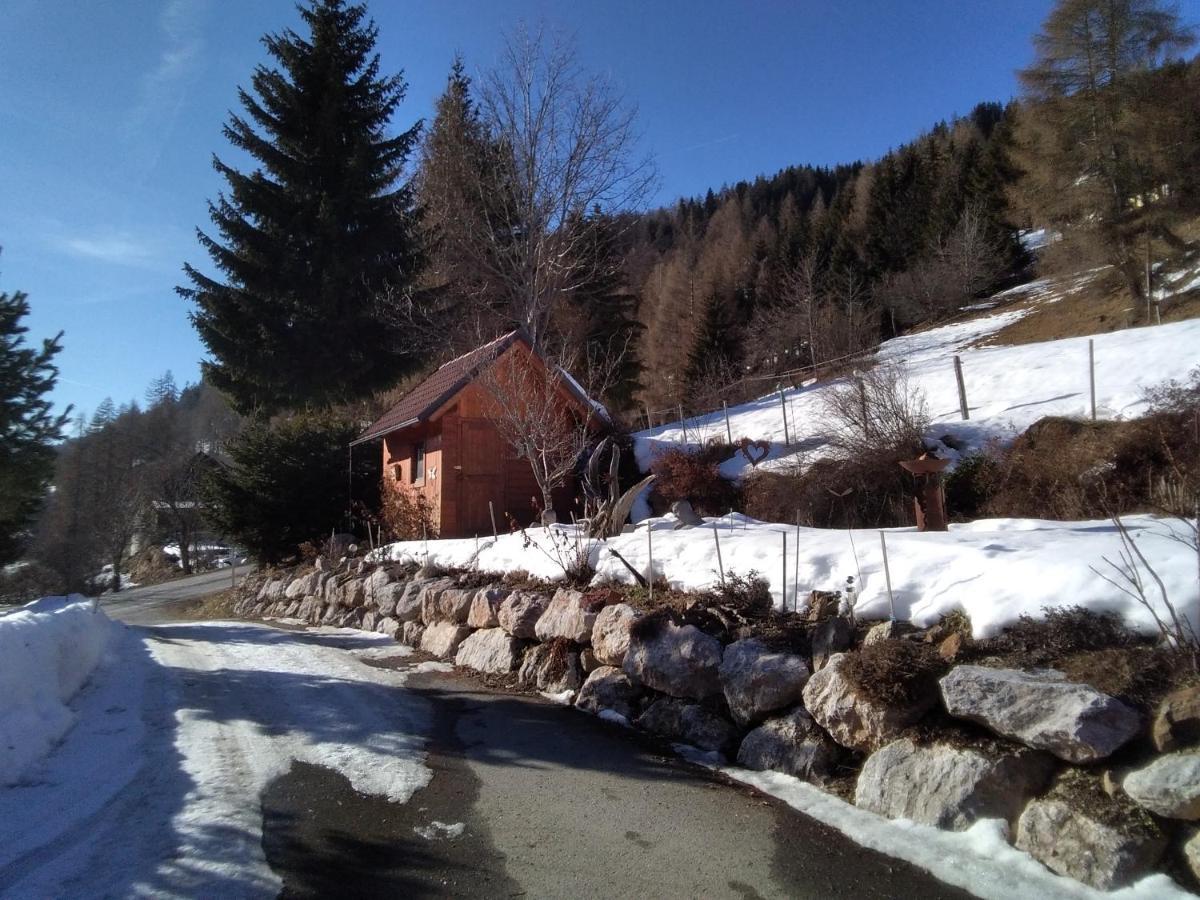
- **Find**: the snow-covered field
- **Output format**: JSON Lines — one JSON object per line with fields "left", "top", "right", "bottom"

{"left": 634, "top": 298, "right": 1200, "bottom": 480}
{"left": 373, "top": 511, "right": 1198, "bottom": 639}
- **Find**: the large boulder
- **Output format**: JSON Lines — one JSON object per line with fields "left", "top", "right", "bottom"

{"left": 939, "top": 666, "right": 1140, "bottom": 763}
{"left": 592, "top": 603, "right": 637, "bottom": 666}
{"left": 285, "top": 572, "right": 318, "bottom": 600}
{"left": 423, "top": 585, "right": 474, "bottom": 625}
{"left": 1122, "top": 751, "right": 1200, "bottom": 820}
{"left": 517, "top": 640, "right": 582, "bottom": 693}
{"left": 623, "top": 620, "right": 724, "bottom": 700}
{"left": 635, "top": 697, "right": 739, "bottom": 755}
{"left": 364, "top": 568, "right": 394, "bottom": 606}
{"left": 802, "top": 653, "right": 934, "bottom": 752}
{"left": 420, "top": 621, "right": 472, "bottom": 658}
{"left": 862, "top": 619, "right": 915, "bottom": 647}
{"left": 810, "top": 616, "right": 854, "bottom": 671}
{"left": 575, "top": 666, "right": 641, "bottom": 720}
{"left": 362, "top": 610, "right": 378, "bottom": 632}
{"left": 467, "top": 586, "right": 509, "bottom": 629}
{"left": 1152, "top": 684, "right": 1200, "bottom": 753}
{"left": 341, "top": 578, "right": 366, "bottom": 608}
{"left": 374, "top": 582, "right": 405, "bottom": 618}
{"left": 1184, "top": 829, "right": 1200, "bottom": 884}
{"left": 393, "top": 580, "right": 428, "bottom": 623}
{"left": 455, "top": 628, "right": 524, "bottom": 675}
{"left": 400, "top": 621, "right": 425, "bottom": 647}
{"left": 719, "top": 638, "right": 810, "bottom": 727}
{"left": 375, "top": 617, "right": 401, "bottom": 640}
{"left": 498, "top": 591, "right": 547, "bottom": 639}
{"left": 855, "top": 739, "right": 1054, "bottom": 831}
{"left": 535, "top": 588, "right": 600, "bottom": 644}
{"left": 418, "top": 578, "right": 462, "bottom": 624}
{"left": 1016, "top": 775, "right": 1167, "bottom": 890}
{"left": 737, "top": 707, "right": 839, "bottom": 782}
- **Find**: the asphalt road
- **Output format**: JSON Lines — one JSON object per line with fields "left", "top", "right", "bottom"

{"left": 262, "top": 666, "right": 972, "bottom": 900}
{"left": 101, "top": 566, "right": 253, "bottom": 625}
{"left": 96, "top": 586, "right": 970, "bottom": 899}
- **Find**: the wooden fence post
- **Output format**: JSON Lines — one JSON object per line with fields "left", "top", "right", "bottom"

{"left": 953, "top": 355, "right": 969, "bottom": 420}
{"left": 722, "top": 401, "right": 733, "bottom": 444}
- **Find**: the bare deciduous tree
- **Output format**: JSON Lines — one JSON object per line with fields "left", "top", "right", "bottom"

{"left": 456, "top": 26, "right": 656, "bottom": 347}
{"left": 478, "top": 336, "right": 623, "bottom": 521}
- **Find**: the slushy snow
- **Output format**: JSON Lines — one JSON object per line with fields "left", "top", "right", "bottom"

{"left": 0, "top": 620, "right": 433, "bottom": 898}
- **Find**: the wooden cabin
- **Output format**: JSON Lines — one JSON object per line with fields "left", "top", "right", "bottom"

{"left": 352, "top": 330, "right": 604, "bottom": 538}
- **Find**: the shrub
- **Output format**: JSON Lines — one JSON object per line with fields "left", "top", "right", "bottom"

{"left": 841, "top": 640, "right": 948, "bottom": 707}
{"left": 979, "top": 605, "right": 1143, "bottom": 668}
{"left": 698, "top": 570, "right": 772, "bottom": 614}
{"left": 381, "top": 483, "right": 436, "bottom": 542}
{"left": 200, "top": 412, "right": 379, "bottom": 565}
{"left": 743, "top": 452, "right": 914, "bottom": 529}
{"left": 650, "top": 441, "right": 741, "bottom": 516}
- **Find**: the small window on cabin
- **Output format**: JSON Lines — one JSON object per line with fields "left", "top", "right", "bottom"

{"left": 412, "top": 442, "right": 425, "bottom": 484}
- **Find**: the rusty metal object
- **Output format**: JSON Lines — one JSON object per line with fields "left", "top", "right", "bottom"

{"left": 899, "top": 453, "right": 950, "bottom": 532}
{"left": 738, "top": 438, "right": 770, "bottom": 467}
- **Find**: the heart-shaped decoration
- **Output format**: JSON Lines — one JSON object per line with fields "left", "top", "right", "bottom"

{"left": 738, "top": 438, "right": 770, "bottom": 466}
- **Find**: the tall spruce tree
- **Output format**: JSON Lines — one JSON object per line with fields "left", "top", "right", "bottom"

{"left": 0, "top": 285, "right": 69, "bottom": 564}
{"left": 180, "top": 0, "right": 425, "bottom": 415}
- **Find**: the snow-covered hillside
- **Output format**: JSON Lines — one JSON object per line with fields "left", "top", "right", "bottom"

{"left": 634, "top": 296, "right": 1200, "bottom": 480}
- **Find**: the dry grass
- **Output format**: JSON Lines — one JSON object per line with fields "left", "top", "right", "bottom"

{"left": 840, "top": 640, "right": 948, "bottom": 707}
{"left": 178, "top": 588, "right": 241, "bottom": 620}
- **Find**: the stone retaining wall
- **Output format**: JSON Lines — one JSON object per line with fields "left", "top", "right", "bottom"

{"left": 236, "top": 559, "right": 1200, "bottom": 893}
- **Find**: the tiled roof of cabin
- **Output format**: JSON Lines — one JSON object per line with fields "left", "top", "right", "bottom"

{"left": 351, "top": 330, "right": 525, "bottom": 445}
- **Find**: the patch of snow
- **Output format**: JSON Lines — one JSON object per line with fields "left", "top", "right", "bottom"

{"left": 539, "top": 689, "right": 576, "bottom": 705}
{"left": 0, "top": 595, "right": 117, "bottom": 786}
{"left": 413, "top": 821, "right": 466, "bottom": 841}
{"left": 596, "top": 709, "right": 631, "bottom": 728}
{"left": 410, "top": 660, "right": 454, "bottom": 674}
{"left": 0, "top": 621, "right": 433, "bottom": 897}
{"left": 374, "top": 513, "right": 1197, "bottom": 640}
{"left": 700, "top": 760, "right": 1191, "bottom": 900}
{"left": 1019, "top": 227, "right": 1061, "bottom": 252}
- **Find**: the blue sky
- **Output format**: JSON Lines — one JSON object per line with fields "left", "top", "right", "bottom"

{"left": 2, "top": 0, "right": 1196, "bottom": 421}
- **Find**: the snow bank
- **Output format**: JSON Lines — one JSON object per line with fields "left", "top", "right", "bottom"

{"left": 375, "top": 513, "right": 1198, "bottom": 640}
{"left": 0, "top": 595, "right": 117, "bottom": 785}
{"left": 634, "top": 306, "right": 1200, "bottom": 481}
{"left": 677, "top": 747, "right": 1190, "bottom": 900}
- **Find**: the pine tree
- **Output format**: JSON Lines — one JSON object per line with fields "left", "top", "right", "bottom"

{"left": 179, "top": 0, "right": 425, "bottom": 415}
{"left": 0, "top": 286, "right": 70, "bottom": 563}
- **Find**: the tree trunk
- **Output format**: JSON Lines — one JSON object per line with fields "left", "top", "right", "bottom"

{"left": 110, "top": 555, "right": 122, "bottom": 593}
{"left": 179, "top": 519, "right": 193, "bottom": 575}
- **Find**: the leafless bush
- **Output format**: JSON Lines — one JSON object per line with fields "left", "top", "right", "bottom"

{"left": 1092, "top": 513, "right": 1199, "bottom": 673}
{"left": 818, "top": 364, "right": 929, "bottom": 456}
